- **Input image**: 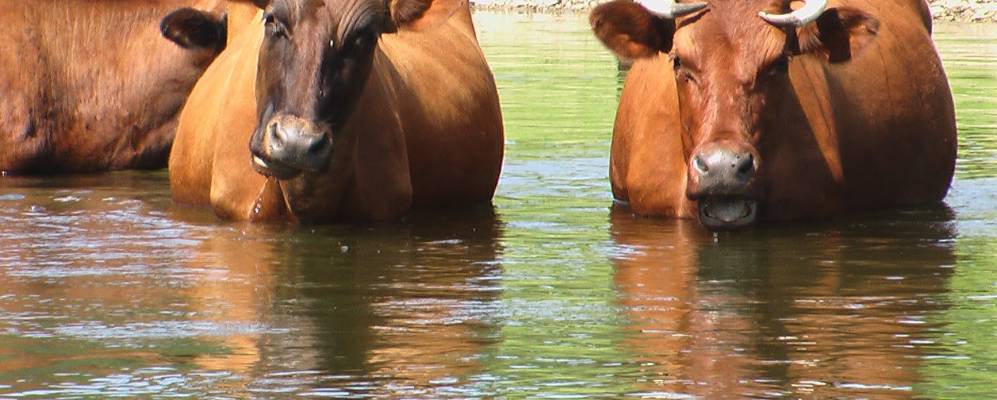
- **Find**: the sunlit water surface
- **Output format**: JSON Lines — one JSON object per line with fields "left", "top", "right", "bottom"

{"left": 0, "top": 13, "right": 995, "bottom": 399}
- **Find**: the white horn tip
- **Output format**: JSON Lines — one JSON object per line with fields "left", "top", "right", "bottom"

{"left": 759, "top": 11, "right": 801, "bottom": 26}
{"left": 759, "top": 0, "right": 828, "bottom": 27}
{"left": 636, "top": 0, "right": 708, "bottom": 19}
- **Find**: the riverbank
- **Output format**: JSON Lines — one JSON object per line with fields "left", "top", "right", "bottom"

{"left": 471, "top": 0, "right": 997, "bottom": 23}
{"left": 930, "top": 0, "right": 997, "bottom": 22}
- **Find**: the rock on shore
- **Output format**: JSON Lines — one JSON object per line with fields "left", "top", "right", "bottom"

{"left": 471, "top": 0, "right": 997, "bottom": 23}
{"left": 471, "top": 0, "right": 604, "bottom": 12}
{"left": 929, "top": 0, "right": 997, "bottom": 22}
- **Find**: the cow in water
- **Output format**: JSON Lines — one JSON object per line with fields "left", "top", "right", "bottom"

{"left": 0, "top": 0, "right": 239, "bottom": 174}
{"left": 590, "top": 0, "right": 956, "bottom": 229}
{"left": 161, "top": 0, "right": 504, "bottom": 222}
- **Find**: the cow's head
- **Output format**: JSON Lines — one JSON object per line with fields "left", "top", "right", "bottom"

{"left": 591, "top": 0, "right": 879, "bottom": 229}
{"left": 245, "top": 0, "right": 461, "bottom": 180}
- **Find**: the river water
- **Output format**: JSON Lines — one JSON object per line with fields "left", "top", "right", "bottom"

{"left": 0, "top": 13, "right": 995, "bottom": 399}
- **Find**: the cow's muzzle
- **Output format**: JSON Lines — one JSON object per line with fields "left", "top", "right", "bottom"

{"left": 697, "top": 198, "right": 759, "bottom": 229}
{"left": 687, "top": 141, "right": 761, "bottom": 229}
{"left": 250, "top": 115, "right": 332, "bottom": 180}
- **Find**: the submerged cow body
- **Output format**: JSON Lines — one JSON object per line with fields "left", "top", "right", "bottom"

{"left": 0, "top": 0, "right": 232, "bottom": 174}
{"left": 591, "top": 0, "right": 956, "bottom": 229}
{"left": 163, "top": 0, "right": 503, "bottom": 222}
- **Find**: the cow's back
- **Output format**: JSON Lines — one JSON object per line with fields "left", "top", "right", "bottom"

{"left": 0, "top": 0, "right": 224, "bottom": 173}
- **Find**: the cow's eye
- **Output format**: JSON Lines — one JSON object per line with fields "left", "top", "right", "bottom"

{"left": 671, "top": 55, "right": 697, "bottom": 84}
{"left": 263, "top": 12, "right": 286, "bottom": 37}
{"left": 345, "top": 29, "right": 378, "bottom": 52}
{"left": 352, "top": 33, "right": 372, "bottom": 49}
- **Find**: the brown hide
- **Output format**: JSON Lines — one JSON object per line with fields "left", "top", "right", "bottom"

{"left": 169, "top": 0, "right": 503, "bottom": 222}
{"left": 598, "top": 0, "right": 956, "bottom": 226}
{"left": 168, "top": 3, "right": 280, "bottom": 220}
{"left": 0, "top": 0, "right": 229, "bottom": 174}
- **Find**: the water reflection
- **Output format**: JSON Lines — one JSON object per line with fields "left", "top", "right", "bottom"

{"left": 183, "top": 227, "right": 276, "bottom": 374}
{"left": 610, "top": 206, "right": 957, "bottom": 398}
{"left": 190, "top": 209, "right": 505, "bottom": 396}
{"left": 0, "top": 186, "right": 505, "bottom": 396}
{"left": 0, "top": 174, "right": 210, "bottom": 394}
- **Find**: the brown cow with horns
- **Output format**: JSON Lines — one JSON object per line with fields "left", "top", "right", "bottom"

{"left": 161, "top": 0, "right": 504, "bottom": 222}
{"left": 590, "top": 0, "right": 956, "bottom": 229}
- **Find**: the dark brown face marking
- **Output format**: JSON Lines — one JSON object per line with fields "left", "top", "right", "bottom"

{"left": 249, "top": 0, "right": 385, "bottom": 178}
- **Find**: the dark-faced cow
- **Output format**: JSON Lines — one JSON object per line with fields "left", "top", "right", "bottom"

{"left": 591, "top": 0, "right": 956, "bottom": 229}
{"left": 162, "top": 0, "right": 504, "bottom": 222}
{"left": 0, "top": 0, "right": 237, "bottom": 174}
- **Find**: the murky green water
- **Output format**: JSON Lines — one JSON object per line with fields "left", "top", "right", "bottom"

{"left": 1, "top": 13, "right": 995, "bottom": 399}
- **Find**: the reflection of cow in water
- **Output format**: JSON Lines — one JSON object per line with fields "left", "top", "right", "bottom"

{"left": 185, "top": 208, "right": 504, "bottom": 395}
{"left": 592, "top": 0, "right": 956, "bottom": 229}
{"left": 609, "top": 205, "right": 957, "bottom": 397}
{"left": 0, "top": 0, "right": 232, "bottom": 174}
{"left": 0, "top": 188, "right": 503, "bottom": 394}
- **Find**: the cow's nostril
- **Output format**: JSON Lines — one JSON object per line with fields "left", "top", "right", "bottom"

{"left": 270, "top": 121, "right": 286, "bottom": 149}
{"left": 693, "top": 155, "right": 709, "bottom": 174}
{"left": 307, "top": 134, "right": 331, "bottom": 156}
{"left": 689, "top": 143, "right": 759, "bottom": 198}
{"left": 736, "top": 154, "right": 754, "bottom": 177}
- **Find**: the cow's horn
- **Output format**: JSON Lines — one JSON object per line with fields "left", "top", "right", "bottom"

{"left": 758, "top": 0, "right": 827, "bottom": 27}
{"left": 635, "top": 0, "right": 707, "bottom": 19}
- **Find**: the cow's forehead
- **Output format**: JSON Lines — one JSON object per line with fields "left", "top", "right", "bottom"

{"left": 274, "top": 0, "right": 386, "bottom": 39}
{"left": 701, "top": 0, "right": 787, "bottom": 14}
{"left": 673, "top": 1, "right": 789, "bottom": 69}
{"left": 272, "top": 0, "right": 325, "bottom": 18}
{"left": 273, "top": 0, "right": 382, "bottom": 20}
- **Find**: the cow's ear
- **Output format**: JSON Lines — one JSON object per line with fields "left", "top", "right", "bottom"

{"left": 590, "top": 0, "right": 676, "bottom": 60}
{"left": 796, "top": 7, "right": 879, "bottom": 64}
{"left": 383, "top": 0, "right": 464, "bottom": 33}
{"left": 161, "top": 8, "right": 227, "bottom": 51}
